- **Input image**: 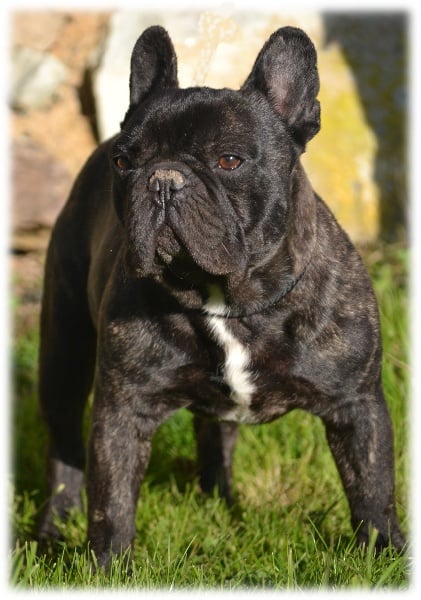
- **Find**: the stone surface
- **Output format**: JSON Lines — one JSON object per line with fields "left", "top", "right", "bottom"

{"left": 12, "top": 12, "right": 108, "bottom": 177}
{"left": 10, "top": 46, "right": 69, "bottom": 111}
{"left": 323, "top": 13, "right": 407, "bottom": 240}
{"left": 301, "top": 42, "right": 380, "bottom": 241}
{"left": 10, "top": 9, "right": 406, "bottom": 244}
{"left": 11, "top": 11, "right": 67, "bottom": 52}
{"left": 12, "top": 136, "right": 72, "bottom": 232}
{"left": 93, "top": 12, "right": 160, "bottom": 141}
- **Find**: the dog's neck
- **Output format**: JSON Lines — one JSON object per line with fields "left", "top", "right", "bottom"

{"left": 216, "top": 161, "right": 317, "bottom": 317}
{"left": 285, "top": 161, "right": 318, "bottom": 278}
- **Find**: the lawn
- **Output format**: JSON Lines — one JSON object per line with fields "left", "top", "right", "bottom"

{"left": 9, "top": 244, "right": 410, "bottom": 590}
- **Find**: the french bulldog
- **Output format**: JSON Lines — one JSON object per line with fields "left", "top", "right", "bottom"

{"left": 37, "top": 25, "right": 405, "bottom": 566}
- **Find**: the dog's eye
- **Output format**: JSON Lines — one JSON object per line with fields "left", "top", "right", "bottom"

{"left": 218, "top": 155, "right": 243, "bottom": 171}
{"left": 114, "top": 156, "right": 131, "bottom": 173}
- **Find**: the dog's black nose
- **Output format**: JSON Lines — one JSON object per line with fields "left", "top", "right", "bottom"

{"left": 148, "top": 168, "right": 186, "bottom": 206}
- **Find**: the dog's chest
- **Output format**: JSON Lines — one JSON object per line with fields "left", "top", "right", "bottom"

{"left": 203, "top": 292, "right": 256, "bottom": 422}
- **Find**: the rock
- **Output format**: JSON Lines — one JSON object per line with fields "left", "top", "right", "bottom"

{"left": 11, "top": 13, "right": 108, "bottom": 177}
{"left": 12, "top": 136, "right": 72, "bottom": 234}
{"left": 93, "top": 12, "right": 164, "bottom": 140}
{"left": 323, "top": 14, "right": 407, "bottom": 241}
{"left": 11, "top": 46, "right": 69, "bottom": 111}
{"left": 11, "top": 12, "right": 66, "bottom": 52}
{"left": 301, "top": 42, "right": 380, "bottom": 242}
{"left": 10, "top": 10, "right": 405, "bottom": 243}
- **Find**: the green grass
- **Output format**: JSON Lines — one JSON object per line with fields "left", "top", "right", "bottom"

{"left": 9, "top": 244, "right": 410, "bottom": 589}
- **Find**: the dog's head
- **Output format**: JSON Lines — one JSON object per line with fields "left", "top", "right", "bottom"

{"left": 110, "top": 26, "right": 320, "bottom": 310}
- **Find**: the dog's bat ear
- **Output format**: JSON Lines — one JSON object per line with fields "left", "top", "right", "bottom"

{"left": 128, "top": 26, "right": 178, "bottom": 108}
{"left": 242, "top": 27, "right": 320, "bottom": 148}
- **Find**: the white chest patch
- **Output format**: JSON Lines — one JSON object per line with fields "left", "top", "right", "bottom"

{"left": 204, "top": 288, "right": 256, "bottom": 420}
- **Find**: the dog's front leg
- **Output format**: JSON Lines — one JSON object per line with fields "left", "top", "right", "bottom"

{"left": 322, "top": 388, "right": 405, "bottom": 552}
{"left": 86, "top": 373, "right": 174, "bottom": 568}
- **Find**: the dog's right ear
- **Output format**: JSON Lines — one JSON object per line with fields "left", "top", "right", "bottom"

{"left": 127, "top": 26, "right": 178, "bottom": 111}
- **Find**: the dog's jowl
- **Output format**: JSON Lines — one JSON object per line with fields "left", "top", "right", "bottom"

{"left": 37, "top": 26, "right": 405, "bottom": 565}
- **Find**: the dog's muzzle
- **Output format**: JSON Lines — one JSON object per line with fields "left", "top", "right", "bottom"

{"left": 148, "top": 168, "right": 186, "bottom": 207}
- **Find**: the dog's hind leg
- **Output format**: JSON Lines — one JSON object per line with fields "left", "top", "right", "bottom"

{"left": 37, "top": 240, "right": 96, "bottom": 538}
{"left": 193, "top": 416, "right": 238, "bottom": 503}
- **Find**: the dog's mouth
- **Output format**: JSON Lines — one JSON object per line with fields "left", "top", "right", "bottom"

{"left": 122, "top": 165, "right": 247, "bottom": 283}
{"left": 155, "top": 231, "right": 198, "bottom": 280}
{"left": 160, "top": 251, "right": 217, "bottom": 289}
{"left": 126, "top": 223, "right": 224, "bottom": 288}
{"left": 124, "top": 219, "right": 247, "bottom": 281}
{"left": 154, "top": 224, "right": 183, "bottom": 265}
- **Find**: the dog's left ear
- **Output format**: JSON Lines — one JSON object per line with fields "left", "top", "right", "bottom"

{"left": 242, "top": 27, "right": 320, "bottom": 148}
{"left": 126, "top": 26, "right": 178, "bottom": 114}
